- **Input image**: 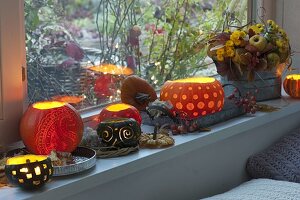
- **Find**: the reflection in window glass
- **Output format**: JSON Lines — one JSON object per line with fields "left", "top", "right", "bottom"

{"left": 25, "top": 0, "right": 247, "bottom": 110}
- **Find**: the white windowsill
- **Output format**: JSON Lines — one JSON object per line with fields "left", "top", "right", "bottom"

{"left": 1, "top": 94, "right": 300, "bottom": 200}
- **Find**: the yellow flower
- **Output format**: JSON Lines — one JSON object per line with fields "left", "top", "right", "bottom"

{"left": 276, "top": 39, "right": 283, "bottom": 48}
{"left": 216, "top": 48, "right": 225, "bottom": 55}
{"left": 240, "top": 31, "right": 246, "bottom": 38}
{"left": 267, "top": 20, "right": 275, "bottom": 26}
{"left": 226, "top": 47, "right": 235, "bottom": 57}
{"left": 230, "top": 31, "right": 240, "bottom": 40}
{"left": 225, "top": 40, "right": 234, "bottom": 47}
{"left": 233, "top": 39, "right": 241, "bottom": 46}
{"left": 256, "top": 24, "right": 264, "bottom": 29}
{"left": 278, "top": 28, "right": 287, "bottom": 38}
{"left": 217, "top": 54, "right": 224, "bottom": 61}
{"left": 249, "top": 25, "right": 264, "bottom": 34}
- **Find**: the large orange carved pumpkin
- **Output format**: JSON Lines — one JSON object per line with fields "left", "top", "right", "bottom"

{"left": 98, "top": 103, "right": 142, "bottom": 125}
{"left": 283, "top": 74, "right": 300, "bottom": 98}
{"left": 160, "top": 77, "right": 225, "bottom": 119}
{"left": 20, "top": 101, "right": 84, "bottom": 155}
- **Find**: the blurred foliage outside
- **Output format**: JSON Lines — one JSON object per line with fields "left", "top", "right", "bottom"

{"left": 25, "top": 0, "right": 247, "bottom": 109}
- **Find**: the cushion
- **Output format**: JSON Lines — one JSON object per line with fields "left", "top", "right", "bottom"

{"left": 204, "top": 178, "right": 300, "bottom": 200}
{"left": 246, "top": 130, "right": 300, "bottom": 183}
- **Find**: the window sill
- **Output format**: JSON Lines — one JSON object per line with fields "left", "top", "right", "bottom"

{"left": 1, "top": 95, "right": 300, "bottom": 200}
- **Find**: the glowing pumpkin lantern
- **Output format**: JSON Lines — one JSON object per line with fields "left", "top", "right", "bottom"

{"left": 88, "top": 64, "right": 133, "bottom": 99}
{"left": 20, "top": 101, "right": 84, "bottom": 155}
{"left": 5, "top": 154, "right": 53, "bottom": 189}
{"left": 283, "top": 74, "right": 300, "bottom": 98}
{"left": 160, "top": 77, "right": 225, "bottom": 119}
{"left": 98, "top": 103, "right": 142, "bottom": 125}
{"left": 88, "top": 63, "right": 134, "bottom": 76}
{"left": 97, "top": 118, "right": 141, "bottom": 148}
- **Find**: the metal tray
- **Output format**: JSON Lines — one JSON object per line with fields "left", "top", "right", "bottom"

{"left": 52, "top": 147, "right": 96, "bottom": 176}
{"left": 6, "top": 147, "right": 96, "bottom": 177}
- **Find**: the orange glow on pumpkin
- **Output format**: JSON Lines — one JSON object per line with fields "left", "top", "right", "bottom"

{"left": 33, "top": 101, "right": 66, "bottom": 110}
{"left": 6, "top": 155, "right": 48, "bottom": 165}
{"left": 98, "top": 103, "right": 142, "bottom": 125}
{"left": 283, "top": 74, "right": 300, "bottom": 98}
{"left": 88, "top": 63, "right": 133, "bottom": 76}
{"left": 20, "top": 101, "right": 83, "bottom": 155}
{"left": 52, "top": 95, "right": 84, "bottom": 104}
{"left": 106, "top": 103, "right": 132, "bottom": 112}
{"left": 160, "top": 77, "right": 225, "bottom": 119}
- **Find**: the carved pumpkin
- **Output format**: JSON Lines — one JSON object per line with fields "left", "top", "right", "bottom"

{"left": 283, "top": 74, "right": 300, "bottom": 98}
{"left": 98, "top": 103, "right": 142, "bottom": 125}
{"left": 20, "top": 101, "right": 84, "bottom": 155}
{"left": 5, "top": 154, "right": 53, "bottom": 189}
{"left": 160, "top": 77, "right": 225, "bottom": 119}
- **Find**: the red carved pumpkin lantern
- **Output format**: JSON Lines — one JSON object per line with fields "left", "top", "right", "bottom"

{"left": 20, "top": 101, "right": 84, "bottom": 155}
{"left": 283, "top": 74, "right": 300, "bottom": 98}
{"left": 160, "top": 77, "right": 225, "bottom": 119}
{"left": 98, "top": 103, "right": 142, "bottom": 125}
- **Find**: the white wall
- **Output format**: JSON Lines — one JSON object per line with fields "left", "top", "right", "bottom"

{"left": 276, "top": 0, "right": 300, "bottom": 69}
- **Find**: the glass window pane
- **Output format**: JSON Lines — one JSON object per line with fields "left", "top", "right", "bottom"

{"left": 25, "top": 0, "right": 248, "bottom": 111}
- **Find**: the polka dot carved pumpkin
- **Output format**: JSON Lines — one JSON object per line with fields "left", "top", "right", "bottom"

{"left": 160, "top": 77, "right": 225, "bottom": 119}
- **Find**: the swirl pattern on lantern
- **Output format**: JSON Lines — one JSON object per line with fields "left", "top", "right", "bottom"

{"left": 119, "top": 127, "right": 134, "bottom": 142}
{"left": 101, "top": 126, "right": 114, "bottom": 144}
{"left": 97, "top": 118, "right": 141, "bottom": 148}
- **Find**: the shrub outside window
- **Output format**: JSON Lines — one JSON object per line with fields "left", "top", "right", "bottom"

{"left": 25, "top": 0, "right": 248, "bottom": 111}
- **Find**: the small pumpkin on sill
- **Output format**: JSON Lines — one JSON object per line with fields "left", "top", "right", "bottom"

{"left": 283, "top": 74, "right": 300, "bottom": 98}
{"left": 121, "top": 75, "right": 157, "bottom": 111}
{"left": 98, "top": 103, "right": 142, "bottom": 125}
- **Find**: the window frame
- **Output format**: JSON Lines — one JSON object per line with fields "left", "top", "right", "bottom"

{"left": 0, "top": 0, "right": 258, "bottom": 144}
{"left": 0, "top": 0, "right": 26, "bottom": 146}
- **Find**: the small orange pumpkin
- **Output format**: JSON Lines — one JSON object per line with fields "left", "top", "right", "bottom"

{"left": 20, "top": 101, "right": 83, "bottom": 155}
{"left": 160, "top": 77, "right": 225, "bottom": 119}
{"left": 283, "top": 74, "right": 300, "bottom": 98}
{"left": 98, "top": 103, "right": 142, "bottom": 125}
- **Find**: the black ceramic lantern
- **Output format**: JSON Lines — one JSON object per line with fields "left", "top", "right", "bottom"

{"left": 97, "top": 118, "right": 141, "bottom": 148}
{"left": 5, "top": 154, "right": 53, "bottom": 189}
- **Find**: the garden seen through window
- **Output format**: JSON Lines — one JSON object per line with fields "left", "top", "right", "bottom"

{"left": 25, "top": 0, "right": 248, "bottom": 111}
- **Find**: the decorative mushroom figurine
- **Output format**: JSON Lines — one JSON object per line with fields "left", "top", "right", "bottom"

{"left": 121, "top": 75, "right": 157, "bottom": 111}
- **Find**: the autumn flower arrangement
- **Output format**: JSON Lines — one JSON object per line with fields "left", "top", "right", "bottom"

{"left": 207, "top": 20, "right": 291, "bottom": 81}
